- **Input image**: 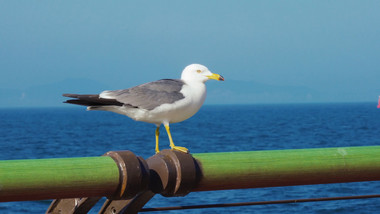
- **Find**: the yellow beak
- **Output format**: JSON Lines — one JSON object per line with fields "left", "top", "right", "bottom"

{"left": 207, "top": 73, "right": 225, "bottom": 81}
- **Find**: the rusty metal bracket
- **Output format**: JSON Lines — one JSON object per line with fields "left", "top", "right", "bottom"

{"left": 105, "top": 150, "right": 150, "bottom": 200}
{"left": 97, "top": 150, "right": 200, "bottom": 213}
{"left": 46, "top": 197, "right": 101, "bottom": 214}
{"left": 148, "top": 149, "right": 199, "bottom": 197}
{"left": 46, "top": 150, "right": 199, "bottom": 213}
{"left": 99, "top": 191, "right": 156, "bottom": 214}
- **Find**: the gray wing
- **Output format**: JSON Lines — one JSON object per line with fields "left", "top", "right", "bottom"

{"left": 100, "top": 79, "right": 185, "bottom": 110}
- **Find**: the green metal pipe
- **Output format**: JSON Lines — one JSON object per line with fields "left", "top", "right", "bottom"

{"left": 193, "top": 146, "right": 380, "bottom": 191}
{"left": 0, "top": 156, "right": 119, "bottom": 202}
{"left": 2, "top": 146, "right": 380, "bottom": 203}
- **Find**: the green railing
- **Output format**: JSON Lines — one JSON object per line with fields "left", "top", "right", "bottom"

{"left": 1, "top": 146, "right": 380, "bottom": 213}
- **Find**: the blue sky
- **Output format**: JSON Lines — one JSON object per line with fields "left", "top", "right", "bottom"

{"left": 1, "top": 1, "right": 380, "bottom": 107}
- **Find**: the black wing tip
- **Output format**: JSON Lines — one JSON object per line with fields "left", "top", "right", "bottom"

{"left": 63, "top": 93, "right": 101, "bottom": 100}
{"left": 62, "top": 94, "right": 96, "bottom": 106}
{"left": 63, "top": 93, "right": 79, "bottom": 98}
{"left": 63, "top": 99, "right": 89, "bottom": 106}
{"left": 63, "top": 93, "right": 124, "bottom": 107}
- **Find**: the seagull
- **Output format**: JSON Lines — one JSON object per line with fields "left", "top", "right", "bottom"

{"left": 63, "top": 64, "right": 224, "bottom": 153}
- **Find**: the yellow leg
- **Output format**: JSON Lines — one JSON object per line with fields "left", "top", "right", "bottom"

{"left": 155, "top": 127, "right": 160, "bottom": 154}
{"left": 164, "top": 124, "right": 189, "bottom": 153}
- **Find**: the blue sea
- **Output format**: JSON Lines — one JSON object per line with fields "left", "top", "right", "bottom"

{"left": 1, "top": 103, "right": 380, "bottom": 213}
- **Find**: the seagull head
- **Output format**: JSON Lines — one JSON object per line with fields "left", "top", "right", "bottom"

{"left": 181, "top": 64, "right": 224, "bottom": 83}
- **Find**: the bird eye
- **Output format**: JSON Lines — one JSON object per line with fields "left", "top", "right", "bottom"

{"left": 196, "top": 70, "right": 202, "bottom": 73}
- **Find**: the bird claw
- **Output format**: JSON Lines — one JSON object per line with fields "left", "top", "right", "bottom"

{"left": 171, "top": 146, "right": 189, "bottom": 154}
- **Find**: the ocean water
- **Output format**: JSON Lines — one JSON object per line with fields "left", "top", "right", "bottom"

{"left": 1, "top": 103, "right": 380, "bottom": 213}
